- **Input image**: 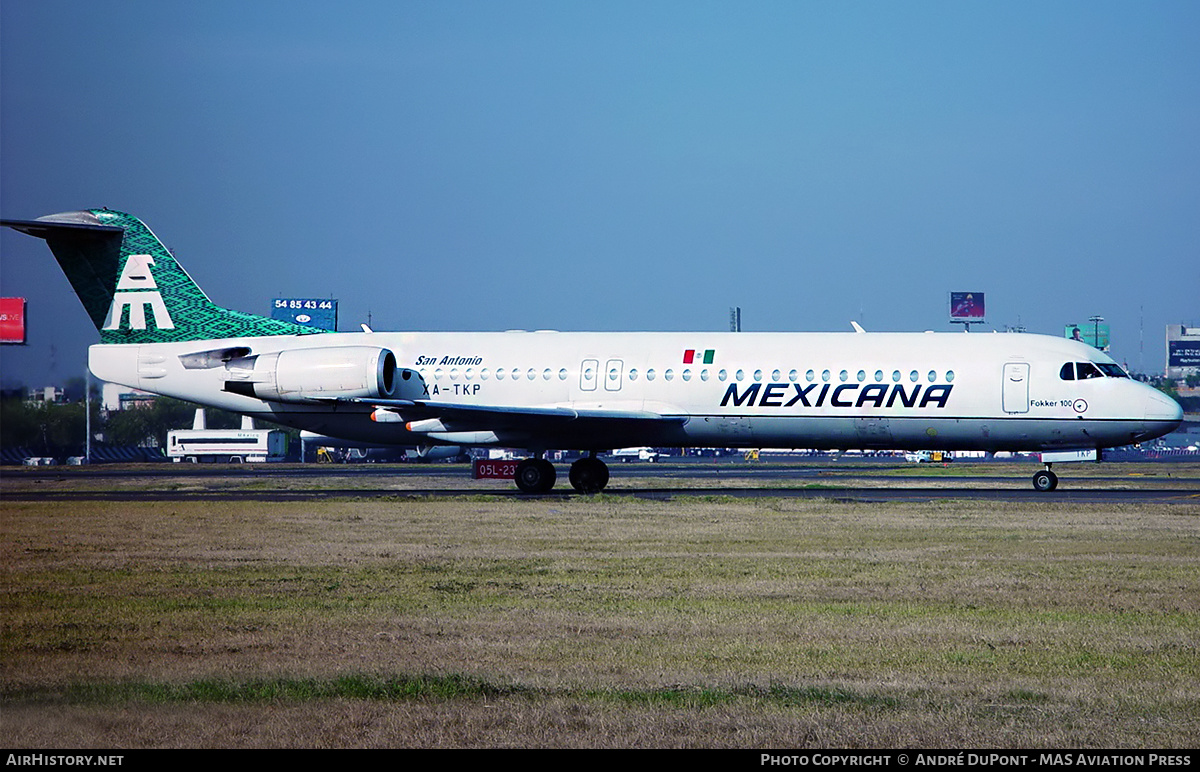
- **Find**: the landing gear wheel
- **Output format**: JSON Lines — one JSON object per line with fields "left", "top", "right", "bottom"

{"left": 569, "top": 456, "right": 610, "bottom": 493}
{"left": 1032, "top": 469, "right": 1058, "bottom": 492}
{"left": 515, "top": 458, "right": 556, "bottom": 493}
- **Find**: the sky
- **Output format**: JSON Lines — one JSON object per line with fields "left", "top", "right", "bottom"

{"left": 2, "top": 0, "right": 1197, "bottom": 388}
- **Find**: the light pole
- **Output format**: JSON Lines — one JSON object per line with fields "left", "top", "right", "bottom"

{"left": 1089, "top": 315, "right": 1104, "bottom": 350}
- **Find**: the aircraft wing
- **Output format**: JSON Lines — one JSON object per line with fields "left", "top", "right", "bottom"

{"left": 351, "top": 397, "right": 684, "bottom": 424}
{"left": 344, "top": 397, "right": 687, "bottom": 445}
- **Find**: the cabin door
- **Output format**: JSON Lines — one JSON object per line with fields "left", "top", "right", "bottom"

{"left": 1002, "top": 363, "right": 1030, "bottom": 414}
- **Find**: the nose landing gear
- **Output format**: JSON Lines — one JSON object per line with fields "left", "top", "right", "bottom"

{"left": 1032, "top": 465, "right": 1059, "bottom": 492}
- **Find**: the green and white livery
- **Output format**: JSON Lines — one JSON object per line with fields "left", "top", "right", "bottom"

{"left": 8, "top": 209, "right": 323, "bottom": 344}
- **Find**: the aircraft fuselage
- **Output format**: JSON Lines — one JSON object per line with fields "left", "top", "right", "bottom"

{"left": 88, "top": 329, "right": 1181, "bottom": 454}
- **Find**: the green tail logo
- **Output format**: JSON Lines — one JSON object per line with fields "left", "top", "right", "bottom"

{"left": 4, "top": 209, "right": 327, "bottom": 344}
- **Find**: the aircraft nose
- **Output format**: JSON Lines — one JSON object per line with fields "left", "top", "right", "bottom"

{"left": 1144, "top": 388, "right": 1184, "bottom": 426}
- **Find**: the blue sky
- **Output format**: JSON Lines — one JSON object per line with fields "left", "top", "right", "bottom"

{"left": 2, "top": 0, "right": 1197, "bottom": 387}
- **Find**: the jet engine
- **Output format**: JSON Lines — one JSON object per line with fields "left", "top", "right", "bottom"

{"left": 224, "top": 346, "right": 405, "bottom": 404}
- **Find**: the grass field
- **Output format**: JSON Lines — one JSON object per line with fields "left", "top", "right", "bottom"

{"left": 2, "top": 469, "right": 1198, "bottom": 748}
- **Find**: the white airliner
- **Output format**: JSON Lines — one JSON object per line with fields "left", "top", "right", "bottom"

{"left": 3, "top": 209, "right": 1183, "bottom": 493}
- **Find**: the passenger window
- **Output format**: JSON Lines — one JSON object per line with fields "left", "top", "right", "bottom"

{"left": 1060, "top": 363, "right": 1074, "bottom": 381}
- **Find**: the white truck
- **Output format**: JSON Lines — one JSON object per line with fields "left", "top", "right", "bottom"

{"left": 611, "top": 447, "right": 660, "bottom": 462}
{"left": 904, "top": 450, "right": 952, "bottom": 463}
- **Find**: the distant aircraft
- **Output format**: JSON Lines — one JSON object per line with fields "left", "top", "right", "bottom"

{"left": 3, "top": 209, "right": 1183, "bottom": 492}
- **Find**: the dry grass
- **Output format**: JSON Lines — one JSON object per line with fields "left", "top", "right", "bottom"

{"left": 1, "top": 478, "right": 1198, "bottom": 748}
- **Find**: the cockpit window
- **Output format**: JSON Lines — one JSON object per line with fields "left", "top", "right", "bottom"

{"left": 1061, "top": 361, "right": 1129, "bottom": 380}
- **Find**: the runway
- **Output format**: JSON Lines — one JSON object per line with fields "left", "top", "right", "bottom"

{"left": 6, "top": 460, "right": 1199, "bottom": 504}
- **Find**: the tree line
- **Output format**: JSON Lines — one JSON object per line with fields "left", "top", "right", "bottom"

{"left": 1, "top": 393, "right": 247, "bottom": 458}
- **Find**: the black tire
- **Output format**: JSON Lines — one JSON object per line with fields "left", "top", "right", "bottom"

{"left": 515, "top": 458, "right": 556, "bottom": 493}
{"left": 1032, "top": 470, "right": 1058, "bottom": 492}
{"left": 569, "top": 457, "right": 610, "bottom": 493}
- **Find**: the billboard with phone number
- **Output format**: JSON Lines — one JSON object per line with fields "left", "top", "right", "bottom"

{"left": 271, "top": 298, "right": 337, "bottom": 331}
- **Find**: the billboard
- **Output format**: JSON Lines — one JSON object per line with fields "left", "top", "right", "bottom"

{"left": 272, "top": 298, "right": 337, "bottom": 331}
{"left": 949, "top": 292, "right": 985, "bottom": 321}
{"left": 0, "top": 297, "right": 26, "bottom": 344}
{"left": 1065, "top": 323, "right": 1110, "bottom": 350}
{"left": 1168, "top": 341, "right": 1200, "bottom": 369}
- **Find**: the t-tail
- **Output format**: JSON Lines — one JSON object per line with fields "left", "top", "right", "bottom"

{"left": 2, "top": 209, "right": 325, "bottom": 343}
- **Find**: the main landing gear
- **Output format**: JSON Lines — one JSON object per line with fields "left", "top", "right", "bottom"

{"left": 568, "top": 455, "right": 609, "bottom": 494}
{"left": 1032, "top": 465, "right": 1059, "bottom": 492}
{"left": 513, "top": 454, "right": 610, "bottom": 494}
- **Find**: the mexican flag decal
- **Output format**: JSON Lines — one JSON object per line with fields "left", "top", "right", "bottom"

{"left": 683, "top": 349, "right": 716, "bottom": 365}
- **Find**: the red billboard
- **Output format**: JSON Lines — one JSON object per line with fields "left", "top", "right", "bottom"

{"left": 0, "top": 298, "right": 26, "bottom": 344}
{"left": 949, "top": 292, "right": 985, "bottom": 321}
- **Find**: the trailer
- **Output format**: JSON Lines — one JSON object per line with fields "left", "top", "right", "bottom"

{"left": 167, "top": 429, "right": 287, "bottom": 463}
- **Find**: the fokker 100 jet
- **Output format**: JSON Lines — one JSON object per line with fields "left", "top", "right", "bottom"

{"left": 2, "top": 210, "right": 1183, "bottom": 492}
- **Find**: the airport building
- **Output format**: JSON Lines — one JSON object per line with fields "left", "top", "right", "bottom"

{"left": 1166, "top": 324, "right": 1200, "bottom": 381}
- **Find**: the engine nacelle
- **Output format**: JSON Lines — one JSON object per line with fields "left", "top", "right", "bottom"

{"left": 226, "top": 346, "right": 402, "bottom": 404}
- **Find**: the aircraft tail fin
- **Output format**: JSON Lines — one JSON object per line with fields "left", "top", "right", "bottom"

{"left": 2, "top": 209, "right": 325, "bottom": 344}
